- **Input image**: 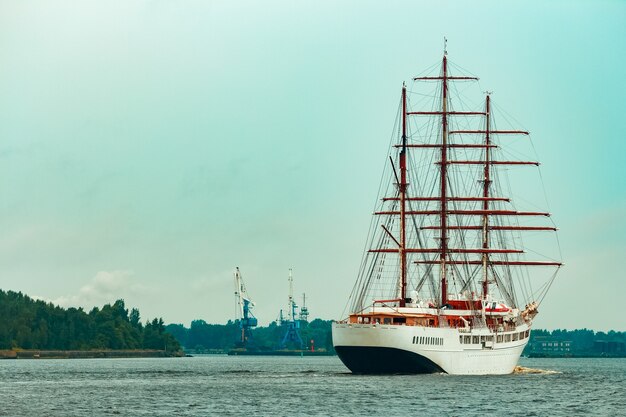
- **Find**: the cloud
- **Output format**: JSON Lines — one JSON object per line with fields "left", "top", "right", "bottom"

{"left": 51, "top": 270, "right": 146, "bottom": 309}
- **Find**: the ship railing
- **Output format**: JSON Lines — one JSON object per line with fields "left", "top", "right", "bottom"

{"left": 487, "top": 324, "right": 502, "bottom": 333}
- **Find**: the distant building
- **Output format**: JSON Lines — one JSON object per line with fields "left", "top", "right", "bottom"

{"left": 528, "top": 337, "right": 572, "bottom": 355}
{"left": 594, "top": 340, "right": 626, "bottom": 355}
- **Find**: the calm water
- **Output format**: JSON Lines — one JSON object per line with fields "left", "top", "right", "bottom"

{"left": 1, "top": 356, "right": 624, "bottom": 416}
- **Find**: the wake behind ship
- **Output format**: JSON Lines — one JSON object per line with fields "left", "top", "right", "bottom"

{"left": 332, "top": 48, "right": 562, "bottom": 375}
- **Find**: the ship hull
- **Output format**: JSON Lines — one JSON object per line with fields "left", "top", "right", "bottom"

{"left": 332, "top": 322, "right": 529, "bottom": 375}
{"left": 335, "top": 346, "right": 443, "bottom": 374}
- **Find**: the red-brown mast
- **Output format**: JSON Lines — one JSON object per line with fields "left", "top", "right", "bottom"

{"left": 440, "top": 54, "right": 449, "bottom": 305}
{"left": 399, "top": 83, "right": 408, "bottom": 306}
{"left": 482, "top": 94, "right": 491, "bottom": 299}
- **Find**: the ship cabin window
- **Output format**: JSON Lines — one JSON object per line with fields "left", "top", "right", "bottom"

{"left": 472, "top": 336, "right": 479, "bottom": 344}
{"left": 512, "top": 333, "right": 519, "bottom": 342}
{"left": 464, "top": 335, "right": 471, "bottom": 344}
{"left": 383, "top": 318, "right": 392, "bottom": 325}
{"left": 429, "top": 319, "right": 435, "bottom": 327}
{"left": 486, "top": 336, "right": 493, "bottom": 342}
{"left": 393, "top": 317, "right": 406, "bottom": 325}
{"left": 480, "top": 336, "right": 486, "bottom": 343}
{"left": 459, "top": 336, "right": 463, "bottom": 344}
{"left": 525, "top": 330, "right": 530, "bottom": 338}
{"left": 497, "top": 335, "right": 503, "bottom": 343}
{"left": 412, "top": 336, "right": 416, "bottom": 344}
{"left": 519, "top": 332, "right": 525, "bottom": 340}
{"left": 505, "top": 334, "right": 512, "bottom": 342}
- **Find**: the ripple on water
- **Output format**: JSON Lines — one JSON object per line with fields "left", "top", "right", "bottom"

{"left": 0, "top": 356, "right": 624, "bottom": 416}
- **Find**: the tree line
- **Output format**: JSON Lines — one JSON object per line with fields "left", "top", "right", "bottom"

{"left": 166, "top": 322, "right": 624, "bottom": 355}
{"left": 4, "top": 288, "right": 621, "bottom": 357}
{"left": 0, "top": 289, "right": 180, "bottom": 352}
{"left": 166, "top": 318, "right": 335, "bottom": 353}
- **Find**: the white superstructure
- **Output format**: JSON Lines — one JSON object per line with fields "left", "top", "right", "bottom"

{"left": 333, "top": 302, "right": 536, "bottom": 374}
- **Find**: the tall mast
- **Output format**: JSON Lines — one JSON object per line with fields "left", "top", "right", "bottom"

{"left": 482, "top": 94, "right": 491, "bottom": 299}
{"left": 440, "top": 54, "right": 449, "bottom": 305}
{"left": 399, "top": 84, "right": 408, "bottom": 306}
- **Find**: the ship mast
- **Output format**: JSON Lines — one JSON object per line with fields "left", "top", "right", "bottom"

{"left": 399, "top": 84, "right": 408, "bottom": 306}
{"left": 482, "top": 94, "right": 491, "bottom": 299}
{"left": 440, "top": 54, "right": 449, "bottom": 305}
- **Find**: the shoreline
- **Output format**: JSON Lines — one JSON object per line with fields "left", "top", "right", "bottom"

{"left": 526, "top": 353, "right": 626, "bottom": 359}
{"left": 0, "top": 349, "right": 182, "bottom": 359}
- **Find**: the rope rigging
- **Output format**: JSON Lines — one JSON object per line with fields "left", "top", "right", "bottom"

{"left": 344, "top": 56, "right": 561, "bottom": 317}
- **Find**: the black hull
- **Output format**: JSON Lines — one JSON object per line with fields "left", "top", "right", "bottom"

{"left": 335, "top": 346, "right": 445, "bottom": 374}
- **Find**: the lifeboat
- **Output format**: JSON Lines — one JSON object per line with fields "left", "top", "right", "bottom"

{"left": 484, "top": 301, "right": 512, "bottom": 313}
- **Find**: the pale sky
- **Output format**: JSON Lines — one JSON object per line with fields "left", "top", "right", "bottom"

{"left": 0, "top": 0, "right": 624, "bottom": 331}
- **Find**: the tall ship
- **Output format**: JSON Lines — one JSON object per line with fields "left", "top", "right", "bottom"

{"left": 332, "top": 48, "right": 562, "bottom": 375}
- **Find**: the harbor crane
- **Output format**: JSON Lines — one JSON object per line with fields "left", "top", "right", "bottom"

{"left": 279, "top": 268, "right": 305, "bottom": 349}
{"left": 234, "top": 267, "right": 258, "bottom": 346}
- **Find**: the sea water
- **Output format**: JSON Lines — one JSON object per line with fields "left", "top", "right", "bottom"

{"left": 1, "top": 356, "right": 624, "bottom": 416}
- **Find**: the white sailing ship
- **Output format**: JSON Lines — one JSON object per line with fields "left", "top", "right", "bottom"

{"left": 332, "top": 48, "right": 562, "bottom": 375}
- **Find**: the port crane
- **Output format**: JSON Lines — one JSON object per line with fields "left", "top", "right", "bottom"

{"left": 233, "top": 267, "right": 258, "bottom": 346}
{"left": 279, "top": 269, "right": 305, "bottom": 349}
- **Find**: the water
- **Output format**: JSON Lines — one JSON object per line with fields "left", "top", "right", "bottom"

{"left": 1, "top": 356, "right": 624, "bottom": 416}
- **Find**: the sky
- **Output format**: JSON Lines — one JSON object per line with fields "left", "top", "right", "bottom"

{"left": 0, "top": 0, "right": 624, "bottom": 331}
